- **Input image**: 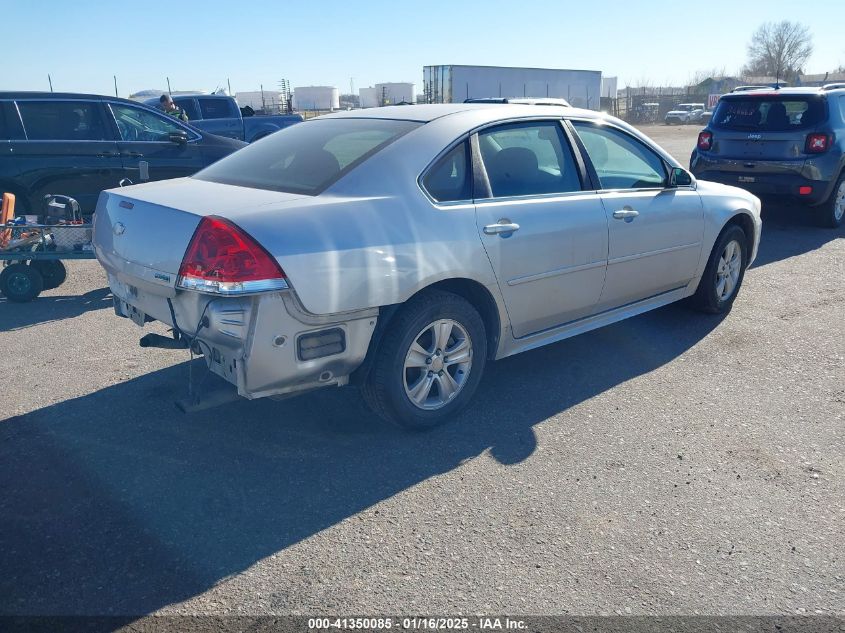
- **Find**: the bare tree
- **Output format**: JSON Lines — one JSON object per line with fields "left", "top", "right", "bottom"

{"left": 744, "top": 21, "right": 813, "bottom": 81}
{"left": 687, "top": 67, "right": 728, "bottom": 87}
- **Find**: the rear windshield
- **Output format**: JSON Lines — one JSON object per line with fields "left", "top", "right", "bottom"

{"left": 712, "top": 96, "right": 825, "bottom": 131}
{"left": 195, "top": 118, "right": 421, "bottom": 195}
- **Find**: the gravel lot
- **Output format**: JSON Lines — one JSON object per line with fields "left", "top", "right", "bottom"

{"left": 1, "top": 124, "right": 843, "bottom": 618}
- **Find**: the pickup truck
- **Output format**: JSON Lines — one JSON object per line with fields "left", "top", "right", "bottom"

{"left": 145, "top": 94, "right": 302, "bottom": 142}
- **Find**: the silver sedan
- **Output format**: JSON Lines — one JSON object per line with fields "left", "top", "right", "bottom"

{"left": 93, "top": 103, "right": 762, "bottom": 429}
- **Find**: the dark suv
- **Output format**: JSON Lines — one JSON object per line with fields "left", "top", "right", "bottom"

{"left": 0, "top": 92, "right": 245, "bottom": 216}
{"left": 690, "top": 85, "right": 845, "bottom": 227}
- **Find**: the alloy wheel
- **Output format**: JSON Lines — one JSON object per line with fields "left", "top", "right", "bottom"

{"left": 835, "top": 181, "right": 845, "bottom": 222}
{"left": 403, "top": 319, "right": 473, "bottom": 410}
{"left": 715, "top": 239, "right": 742, "bottom": 301}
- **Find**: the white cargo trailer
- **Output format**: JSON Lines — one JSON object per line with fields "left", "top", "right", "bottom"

{"left": 423, "top": 65, "right": 601, "bottom": 109}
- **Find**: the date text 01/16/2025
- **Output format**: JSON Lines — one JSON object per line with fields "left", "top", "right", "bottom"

{"left": 307, "top": 617, "right": 528, "bottom": 630}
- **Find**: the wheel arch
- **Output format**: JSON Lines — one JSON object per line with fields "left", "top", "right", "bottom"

{"left": 248, "top": 125, "right": 280, "bottom": 143}
{"left": 722, "top": 211, "right": 756, "bottom": 263}
{"left": 350, "top": 277, "right": 503, "bottom": 385}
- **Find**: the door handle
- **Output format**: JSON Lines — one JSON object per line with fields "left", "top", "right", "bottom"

{"left": 124, "top": 151, "right": 144, "bottom": 158}
{"left": 612, "top": 208, "right": 639, "bottom": 221}
{"left": 97, "top": 151, "right": 120, "bottom": 157}
{"left": 483, "top": 221, "right": 520, "bottom": 236}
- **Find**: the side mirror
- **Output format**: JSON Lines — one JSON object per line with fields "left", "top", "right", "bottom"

{"left": 168, "top": 130, "right": 189, "bottom": 145}
{"left": 669, "top": 167, "right": 693, "bottom": 188}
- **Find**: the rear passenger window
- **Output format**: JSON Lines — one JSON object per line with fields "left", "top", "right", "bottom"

{"left": 199, "top": 99, "right": 238, "bottom": 119}
{"left": 422, "top": 141, "right": 471, "bottom": 202}
{"left": 18, "top": 100, "right": 110, "bottom": 141}
{"left": 478, "top": 121, "right": 581, "bottom": 198}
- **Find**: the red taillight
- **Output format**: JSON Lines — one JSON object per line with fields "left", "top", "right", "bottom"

{"left": 177, "top": 216, "right": 287, "bottom": 295}
{"left": 805, "top": 134, "right": 829, "bottom": 154}
{"left": 697, "top": 131, "right": 713, "bottom": 151}
{"left": 799, "top": 186, "right": 813, "bottom": 195}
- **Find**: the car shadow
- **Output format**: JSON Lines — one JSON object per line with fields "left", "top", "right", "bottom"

{"left": 1, "top": 301, "right": 724, "bottom": 616}
{"left": 0, "top": 287, "right": 112, "bottom": 332}
{"left": 751, "top": 202, "right": 843, "bottom": 269}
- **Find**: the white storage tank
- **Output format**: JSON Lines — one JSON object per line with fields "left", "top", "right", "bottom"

{"left": 236, "top": 90, "right": 285, "bottom": 112}
{"left": 374, "top": 82, "right": 416, "bottom": 105}
{"left": 293, "top": 86, "right": 340, "bottom": 111}
{"left": 359, "top": 87, "right": 379, "bottom": 109}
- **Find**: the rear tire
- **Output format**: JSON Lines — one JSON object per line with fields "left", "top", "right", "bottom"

{"left": 30, "top": 260, "right": 67, "bottom": 290}
{"left": 361, "top": 290, "right": 487, "bottom": 430}
{"left": 817, "top": 174, "right": 845, "bottom": 228}
{"left": 0, "top": 263, "right": 44, "bottom": 302}
{"left": 689, "top": 225, "right": 748, "bottom": 314}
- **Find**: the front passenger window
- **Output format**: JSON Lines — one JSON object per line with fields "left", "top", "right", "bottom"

{"left": 572, "top": 122, "right": 666, "bottom": 190}
{"left": 110, "top": 104, "right": 187, "bottom": 142}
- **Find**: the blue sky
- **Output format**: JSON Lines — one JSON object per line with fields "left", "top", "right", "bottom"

{"left": 2, "top": 0, "right": 843, "bottom": 96}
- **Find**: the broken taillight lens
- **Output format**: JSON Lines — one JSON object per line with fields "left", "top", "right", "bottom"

{"left": 697, "top": 131, "right": 713, "bottom": 151}
{"left": 177, "top": 216, "right": 288, "bottom": 295}
{"left": 805, "top": 134, "right": 829, "bottom": 154}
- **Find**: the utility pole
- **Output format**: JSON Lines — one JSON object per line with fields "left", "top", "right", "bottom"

{"left": 166, "top": 77, "right": 172, "bottom": 95}
{"left": 48, "top": 74, "right": 53, "bottom": 92}
{"left": 114, "top": 75, "right": 119, "bottom": 97}
{"left": 260, "top": 84, "right": 265, "bottom": 111}
{"left": 227, "top": 78, "right": 232, "bottom": 96}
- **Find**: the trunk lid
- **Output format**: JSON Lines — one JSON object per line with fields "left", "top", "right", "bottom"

{"left": 93, "top": 178, "right": 306, "bottom": 290}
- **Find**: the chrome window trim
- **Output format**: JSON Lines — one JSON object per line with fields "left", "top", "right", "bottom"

{"left": 474, "top": 189, "right": 599, "bottom": 206}
{"left": 417, "top": 115, "right": 580, "bottom": 207}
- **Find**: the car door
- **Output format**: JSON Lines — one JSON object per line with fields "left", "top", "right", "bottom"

{"left": 473, "top": 119, "right": 608, "bottom": 339}
{"left": 11, "top": 98, "right": 123, "bottom": 214}
{"left": 570, "top": 120, "right": 704, "bottom": 311}
{"left": 107, "top": 102, "right": 206, "bottom": 184}
{"left": 194, "top": 97, "right": 243, "bottom": 139}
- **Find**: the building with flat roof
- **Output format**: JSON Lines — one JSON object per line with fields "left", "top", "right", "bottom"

{"left": 423, "top": 65, "right": 602, "bottom": 109}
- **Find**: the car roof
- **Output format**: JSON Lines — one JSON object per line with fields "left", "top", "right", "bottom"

{"left": 321, "top": 103, "right": 594, "bottom": 123}
{"left": 0, "top": 91, "right": 147, "bottom": 106}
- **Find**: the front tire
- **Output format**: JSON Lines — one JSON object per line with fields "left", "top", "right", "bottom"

{"left": 689, "top": 225, "right": 748, "bottom": 314}
{"left": 361, "top": 290, "right": 487, "bottom": 430}
{"left": 817, "top": 173, "right": 845, "bottom": 228}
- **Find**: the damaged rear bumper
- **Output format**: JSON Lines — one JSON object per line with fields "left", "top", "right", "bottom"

{"left": 109, "top": 273, "right": 378, "bottom": 402}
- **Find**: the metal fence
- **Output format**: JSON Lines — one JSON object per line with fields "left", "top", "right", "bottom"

{"left": 608, "top": 90, "right": 714, "bottom": 123}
